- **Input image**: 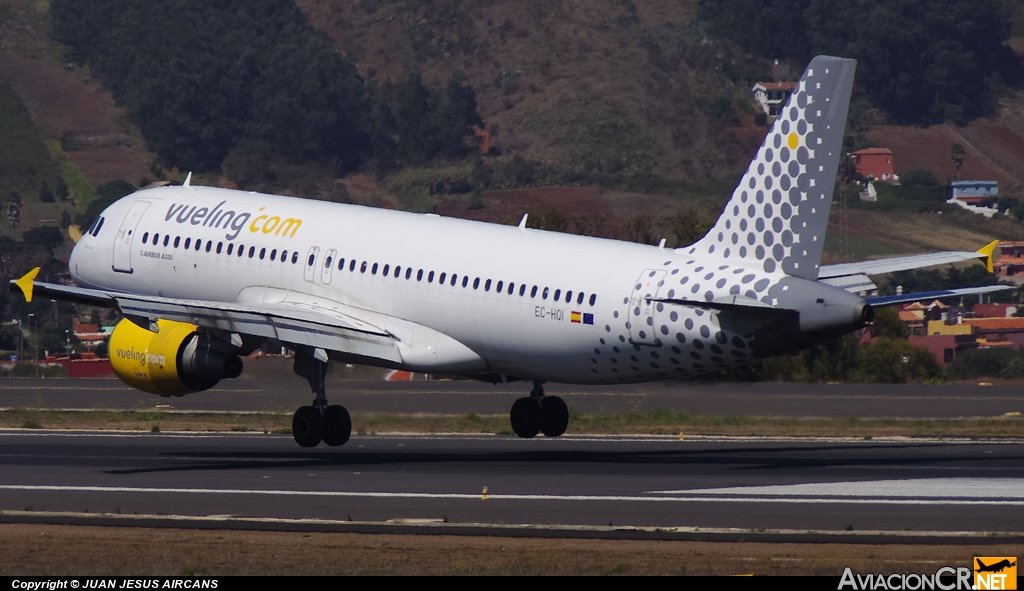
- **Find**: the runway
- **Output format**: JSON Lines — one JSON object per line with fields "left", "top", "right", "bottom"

{"left": 2, "top": 376, "right": 1024, "bottom": 418}
{"left": 1, "top": 430, "right": 1022, "bottom": 541}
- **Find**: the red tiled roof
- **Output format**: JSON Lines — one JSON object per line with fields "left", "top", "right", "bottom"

{"left": 755, "top": 82, "right": 797, "bottom": 90}
{"left": 964, "top": 318, "right": 1024, "bottom": 330}
{"left": 852, "top": 148, "right": 893, "bottom": 156}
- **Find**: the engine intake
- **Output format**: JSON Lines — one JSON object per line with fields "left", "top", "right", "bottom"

{"left": 109, "top": 318, "right": 243, "bottom": 396}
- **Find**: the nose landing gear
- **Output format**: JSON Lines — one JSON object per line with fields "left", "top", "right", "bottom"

{"left": 291, "top": 347, "right": 352, "bottom": 448}
{"left": 509, "top": 380, "right": 569, "bottom": 438}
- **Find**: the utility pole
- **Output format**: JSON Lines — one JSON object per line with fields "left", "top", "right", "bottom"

{"left": 27, "top": 313, "right": 36, "bottom": 376}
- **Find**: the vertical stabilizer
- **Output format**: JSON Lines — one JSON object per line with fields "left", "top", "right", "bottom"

{"left": 683, "top": 56, "right": 856, "bottom": 280}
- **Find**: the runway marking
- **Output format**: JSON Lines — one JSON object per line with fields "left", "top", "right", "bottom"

{"left": 651, "top": 478, "right": 1024, "bottom": 499}
{"left": 2, "top": 484, "right": 1024, "bottom": 505}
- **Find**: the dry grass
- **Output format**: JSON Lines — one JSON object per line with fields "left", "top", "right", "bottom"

{"left": 2, "top": 408, "right": 1022, "bottom": 439}
{"left": 0, "top": 523, "right": 1016, "bottom": 575}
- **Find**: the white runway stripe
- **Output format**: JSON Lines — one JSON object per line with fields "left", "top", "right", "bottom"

{"left": 2, "top": 484, "right": 1024, "bottom": 505}
{"left": 651, "top": 478, "right": 1024, "bottom": 499}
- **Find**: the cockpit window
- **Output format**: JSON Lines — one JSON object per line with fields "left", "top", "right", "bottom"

{"left": 91, "top": 217, "right": 105, "bottom": 237}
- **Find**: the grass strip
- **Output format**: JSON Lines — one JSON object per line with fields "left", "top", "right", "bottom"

{"left": 1, "top": 408, "right": 1023, "bottom": 438}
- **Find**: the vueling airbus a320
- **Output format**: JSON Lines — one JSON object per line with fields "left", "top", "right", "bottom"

{"left": 10, "top": 56, "right": 1009, "bottom": 447}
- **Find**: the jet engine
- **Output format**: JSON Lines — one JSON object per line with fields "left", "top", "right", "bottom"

{"left": 108, "top": 318, "right": 243, "bottom": 396}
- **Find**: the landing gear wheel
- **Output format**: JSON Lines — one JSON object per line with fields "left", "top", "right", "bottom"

{"left": 292, "top": 406, "right": 323, "bottom": 448}
{"left": 540, "top": 396, "right": 569, "bottom": 437}
{"left": 510, "top": 397, "right": 541, "bottom": 438}
{"left": 322, "top": 405, "right": 352, "bottom": 447}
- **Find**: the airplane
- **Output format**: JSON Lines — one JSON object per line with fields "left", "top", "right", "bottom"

{"left": 9, "top": 55, "right": 1012, "bottom": 448}
{"left": 976, "top": 558, "right": 1016, "bottom": 573}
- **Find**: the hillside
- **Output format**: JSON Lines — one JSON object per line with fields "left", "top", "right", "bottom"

{"left": 296, "top": 0, "right": 761, "bottom": 184}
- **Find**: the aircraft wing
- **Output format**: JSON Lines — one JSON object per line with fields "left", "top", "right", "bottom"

{"left": 818, "top": 241, "right": 1000, "bottom": 289}
{"left": 10, "top": 276, "right": 402, "bottom": 364}
{"left": 865, "top": 284, "right": 1015, "bottom": 307}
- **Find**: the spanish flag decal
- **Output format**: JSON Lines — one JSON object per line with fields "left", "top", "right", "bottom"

{"left": 571, "top": 311, "right": 582, "bottom": 323}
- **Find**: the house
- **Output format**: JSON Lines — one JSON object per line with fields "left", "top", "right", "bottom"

{"left": 851, "top": 148, "right": 894, "bottom": 181}
{"left": 951, "top": 180, "right": 998, "bottom": 206}
{"left": 752, "top": 82, "right": 797, "bottom": 116}
{"left": 993, "top": 241, "right": 1024, "bottom": 278}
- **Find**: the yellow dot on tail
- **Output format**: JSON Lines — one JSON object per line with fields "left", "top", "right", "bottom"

{"left": 787, "top": 132, "right": 799, "bottom": 149}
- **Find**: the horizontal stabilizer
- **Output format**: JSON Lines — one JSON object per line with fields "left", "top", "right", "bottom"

{"left": 654, "top": 295, "right": 790, "bottom": 315}
{"left": 819, "top": 240, "right": 1000, "bottom": 279}
{"left": 865, "top": 285, "right": 1014, "bottom": 307}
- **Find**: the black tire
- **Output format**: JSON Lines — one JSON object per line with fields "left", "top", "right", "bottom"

{"left": 510, "top": 397, "right": 541, "bottom": 438}
{"left": 322, "top": 405, "right": 352, "bottom": 447}
{"left": 540, "top": 396, "right": 569, "bottom": 437}
{"left": 292, "top": 406, "right": 323, "bottom": 448}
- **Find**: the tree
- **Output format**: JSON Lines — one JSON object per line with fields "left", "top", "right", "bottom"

{"left": 870, "top": 306, "right": 908, "bottom": 338}
{"left": 951, "top": 143, "right": 965, "bottom": 180}
{"left": 59, "top": 210, "right": 71, "bottom": 230}
{"left": 854, "top": 337, "right": 941, "bottom": 383}
{"left": 38, "top": 181, "right": 54, "bottom": 203}
{"left": 22, "top": 226, "right": 65, "bottom": 251}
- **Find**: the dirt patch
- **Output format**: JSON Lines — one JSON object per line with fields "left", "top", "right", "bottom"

{"left": 956, "top": 122, "right": 1024, "bottom": 191}
{"left": 0, "top": 523, "right": 1015, "bottom": 575}
{"left": 866, "top": 125, "right": 1017, "bottom": 188}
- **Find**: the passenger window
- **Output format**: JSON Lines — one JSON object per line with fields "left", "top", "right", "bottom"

{"left": 249, "top": 246, "right": 256, "bottom": 258}
{"left": 417, "top": 269, "right": 423, "bottom": 281}
{"left": 350, "top": 260, "right": 356, "bottom": 271}
{"left": 184, "top": 238, "right": 191, "bottom": 249}
{"left": 281, "top": 250, "right": 287, "bottom": 263}
{"left": 227, "top": 244, "right": 234, "bottom": 255}
{"left": 496, "top": 281, "right": 503, "bottom": 293}
{"left": 554, "top": 289, "right": 561, "bottom": 301}
{"left": 383, "top": 264, "right": 390, "bottom": 276}
{"left": 519, "top": 284, "right": 526, "bottom": 296}
{"left": 324, "top": 255, "right": 332, "bottom": 268}
{"left": 142, "top": 232, "right": 149, "bottom": 243}
{"left": 462, "top": 276, "right": 469, "bottom": 288}
{"left": 577, "top": 292, "right": 584, "bottom": 305}
{"left": 260, "top": 248, "right": 266, "bottom": 260}
{"left": 451, "top": 274, "right": 457, "bottom": 286}
{"left": 205, "top": 241, "right": 212, "bottom": 253}
{"left": 439, "top": 272, "right": 446, "bottom": 284}
{"left": 508, "top": 283, "right": 514, "bottom": 295}
{"left": 542, "top": 287, "right": 549, "bottom": 300}
{"left": 163, "top": 235, "right": 170, "bottom": 247}
{"left": 216, "top": 242, "right": 223, "bottom": 254}
{"left": 473, "top": 278, "right": 480, "bottom": 289}
{"left": 239, "top": 245, "right": 246, "bottom": 257}
{"left": 338, "top": 257, "right": 344, "bottom": 270}
{"left": 589, "top": 294, "right": 597, "bottom": 306}
{"left": 565, "top": 290, "right": 572, "bottom": 303}
{"left": 292, "top": 252, "right": 299, "bottom": 264}
{"left": 395, "top": 266, "right": 401, "bottom": 278}
{"left": 372, "top": 263, "right": 378, "bottom": 275}
{"left": 195, "top": 239, "right": 202, "bottom": 251}
{"left": 361, "top": 261, "right": 368, "bottom": 273}
{"left": 270, "top": 249, "right": 277, "bottom": 260}
{"left": 531, "top": 286, "right": 538, "bottom": 297}
{"left": 405, "top": 268, "right": 412, "bottom": 279}
{"left": 428, "top": 271, "right": 434, "bottom": 283}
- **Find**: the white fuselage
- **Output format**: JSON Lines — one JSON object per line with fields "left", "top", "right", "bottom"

{"left": 69, "top": 185, "right": 856, "bottom": 385}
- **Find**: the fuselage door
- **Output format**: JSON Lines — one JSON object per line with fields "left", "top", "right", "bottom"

{"left": 627, "top": 268, "right": 667, "bottom": 346}
{"left": 303, "top": 246, "right": 320, "bottom": 283}
{"left": 112, "top": 200, "right": 150, "bottom": 274}
{"left": 321, "top": 249, "right": 337, "bottom": 285}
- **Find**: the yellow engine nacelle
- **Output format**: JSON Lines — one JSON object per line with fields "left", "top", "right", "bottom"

{"left": 109, "top": 318, "right": 243, "bottom": 396}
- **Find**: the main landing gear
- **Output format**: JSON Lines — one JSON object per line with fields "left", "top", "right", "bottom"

{"left": 509, "top": 380, "right": 569, "bottom": 438}
{"left": 291, "top": 347, "right": 351, "bottom": 448}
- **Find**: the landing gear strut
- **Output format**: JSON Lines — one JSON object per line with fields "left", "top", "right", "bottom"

{"left": 291, "top": 347, "right": 351, "bottom": 448}
{"left": 509, "top": 380, "right": 569, "bottom": 438}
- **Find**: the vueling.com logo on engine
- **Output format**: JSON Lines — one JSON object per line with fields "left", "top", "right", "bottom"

{"left": 165, "top": 201, "right": 303, "bottom": 241}
{"left": 115, "top": 346, "right": 166, "bottom": 368}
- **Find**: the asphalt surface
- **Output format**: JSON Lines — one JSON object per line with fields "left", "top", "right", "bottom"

{"left": 2, "top": 376, "right": 1023, "bottom": 418}
{"left": 0, "top": 431, "right": 1022, "bottom": 541}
